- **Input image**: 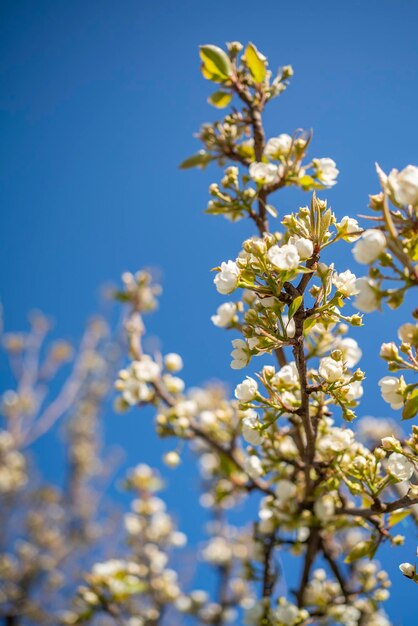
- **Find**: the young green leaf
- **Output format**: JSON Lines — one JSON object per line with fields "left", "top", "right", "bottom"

{"left": 208, "top": 91, "right": 233, "bottom": 109}
{"left": 179, "top": 151, "right": 213, "bottom": 170}
{"left": 244, "top": 42, "right": 266, "bottom": 83}
{"left": 402, "top": 388, "right": 418, "bottom": 420}
{"left": 288, "top": 295, "right": 303, "bottom": 320}
{"left": 344, "top": 539, "right": 374, "bottom": 563}
{"left": 200, "top": 45, "right": 232, "bottom": 81}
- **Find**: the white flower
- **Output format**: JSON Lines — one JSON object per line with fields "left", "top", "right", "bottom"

{"left": 211, "top": 302, "right": 237, "bottom": 327}
{"left": 332, "top": 270, "right": 359, "bottom": 296}
{"left": 115, "top": 359, "right": 160, "bottom": 406}
{"left": 318, "top": 427, "right": 354, "bottom": 455}
{"left": 235, "top": 377, "right": 258, "bottom": 402}
{"left": 387, "top": 452, "right": 414, "bottom": 481}
{"left": 163, "top": 451, "right": 181, "bottom": 468}
{"left": 354, "top": 277, "right": 379, "bottom": 313}
{"left": 399, "top": 562, "right": 416, "bottom": 579}
{"left": 249, "top": 162, "right": 279, "bottom": 185}
{"left": 343, "top": 380, "right": 363, "bottom": 402}
{"left": 388, "top": 164, "right": 418, "bottom": 206}
{"left": 202, "top": 537, "right": 233, "bottom": 566}
{"left": 164, "top": 353, "right": 183, "bottom": 372}
{"left": 337, "top": 216, "right": 361, "bottom": 242}
{"left": 214, "top": 261, "right": 240, "bottom": 295}
{"left": 275, "top": 600, "right": 300, "bottom": 626}
{"left": 275, "top": 600, "right": 308, "bottom": 626}
{"left": 164, "top": 375, "right": 185, "bottom": 394}
{"left": 378, "top": 376, "right": 404, "bottom": 409}
{"left": 313, "top": 157, "right": 339, "bottom": 187}
{"left": 242, "top": 412, "right": 263, "bottom": 445}
{"left": 381, "top": 436, "right": 402, "bottom": 453}
{"left": 230, "top": 339, "right": 249, "bottom": 370}
{"left": 267, "top": 244, "right": 300, "bottom": 271}
{"left": 353, "top": 229, "right": 386, "bottom": 264}
{"left": 380, "top": 342, "right": 399, "bottom": 360}
{"left": 132, "top": 358, "right": 161, "bottom": 382}
{"left": 338, "top": 337, "right": 362, "bottom": 368}
{"left": 398, "top": 322, "right": 418, "bottom": 344}
{"left": 314, "top": 494, "right": 335, "bottom": 521}
{"left": 264, "top": 134, "right": 293, "bottom": 159}
{"left": 275, "top": 479, "right": 297, "bottom": 500}
{"left": 244, "top": 455, "right": 264, "bottom": 477}
{"left": 319, "top": 357, "right": 344, "bottom": 382}
{"left": 271, "top": 362, "right": 299, "bottom": 388}
{"left": 288, "top": 236, "right": 314, "bottom": 260}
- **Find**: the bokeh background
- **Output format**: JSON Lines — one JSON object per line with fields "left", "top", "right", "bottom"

{"left": 1, "top": 0, "right": 418, "bottom": 622}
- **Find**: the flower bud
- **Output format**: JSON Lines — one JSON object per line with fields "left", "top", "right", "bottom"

{"left": 380, "top": 342, "right": 399, "bottom": 360}
{"left": 381, "top": 436, "right": 402, "bottom": 452}
{"left": 163, "top": 451, "right": 181, "bottom": 468}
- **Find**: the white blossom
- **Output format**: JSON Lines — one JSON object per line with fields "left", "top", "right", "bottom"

{"left": 337, "top": 216, "right": 361, "bottom": 242}
{"left": 398, "top": 322, "right": 418, "bottom": 344}
{"left": 164, "top": 353, "right": 183, "bottom": 372}
{"left": 288, "top": 236, "right": 314, "bottom": 260}
{"left": 319, "top": 357, "right": 344, "bottom": 382}
{"left": 387, "top": 452, "right": 414, "bottom": 481}
{"left": 271, "top": 362, "right": 299, "bottom": 388}
{"left": 211, "top": 302, "right": 237, "bottom": 327}
{"left": 242, "top": 412, "right": 263, "bottom": 445}
{"left": 399, "top": 562, "right": 416, "bottom": 579}
{"left": 249, "top": 162, "right": 279, "bottom": 185}
{"left": 380, "top": 342, "right": 399, "bottom": 360}
{"left": 318, "top": 427, "right": 354, "bottom": 455}
{"left": 202, "top": 537, "right": 233, "bottom": 566}
{"left": 264, "top": 134, "right": 292, "bottom": 159}
{"left": 353, "top": 229, "right": 386, "bottom": 264}
{"left": 332, "top": 270, "right": 359, "bottom": 296}
{"left": 354, "top": 277, "right": 380, "bottom": 312}
{"left": 132, "top": 358, "right": 160, "bottom": 382}
{"left": 267, "top": 244, "right": 300, "bottom": 271}
{"left": 275, "top": 599, "right": 307, "bottom": 625}
{"left": 344, "top": 379, "right": 364, "bottom": 401}
{"left": 378, "top": 376, "right": 404, "bottom": 409}
{"left": 338, "top": 337, "right": 362, "bottom": 368}
{"left": 314, "top": 494, "right": 335, "bottom": 521}
{"left": 214, "top": 261, "right": 240, "bottom": 295}
{"left": 388, "top": 164, "right": 418, "bottom": 206}
{"left": 275, "top": 480, "right": 297, "bottom": 500}
{"left": 163, "top": 451, "right": 181, "bottom": 468}
{"left": 235, "top": 377, "right": 258, "bottom": 402}
{"left": 313, "top": 157, "right": 339, "bottom": 187}
{"left": 244, "top": 455, "right": 264, "bottom": 477}
{"left": 230, "top": 339, "right": 249, "bottom": 370}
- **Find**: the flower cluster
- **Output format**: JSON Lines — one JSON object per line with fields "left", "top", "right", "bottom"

{"left": 68, "top": 464, "right": 187, "bottom": 624}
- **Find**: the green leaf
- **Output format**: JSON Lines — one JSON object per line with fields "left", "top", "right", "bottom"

{"left": 199, "top": 45, "right": 232, "bottom": 81}
{"left": 208, "top": 91, "right": 233, "bottom": 109}
{"left": 344, "top": 540, "right": 374, "bottom": 563}
{"left": 388, "top": 508, "right": 411, "bottom": 528}
{"left": 303, "top": 316, "right": 318, "bottom": 332}
{"left": 319, "top": 208, "right": 333, "bottom": 242}
{"left": 288, "top": 296, "right": 303, "bottom": 320}
{"left": 244, "top": 42, "right": 266, "bottom": 83}
{"left": 402, "top": 388, "right": 418, "bottom": 420}
{"left": 113, "top": 290, "right": 131, "bottom": 302}
{"left": 298, "top": 174, "right": 316, "bottom": 189}
{"left": 179, "top": 151, "right": 213, "bottom": 170}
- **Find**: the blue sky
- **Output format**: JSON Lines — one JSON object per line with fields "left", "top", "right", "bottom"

{"left": 1, "top": 0, "right": 418, "bottom": 622}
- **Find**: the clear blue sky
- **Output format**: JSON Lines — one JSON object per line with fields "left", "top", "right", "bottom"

{"left": 1, "top": 1, "right": 418, "bottom": 622}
